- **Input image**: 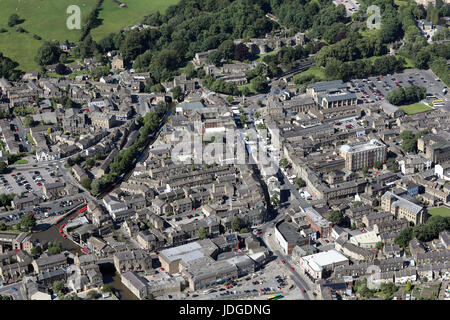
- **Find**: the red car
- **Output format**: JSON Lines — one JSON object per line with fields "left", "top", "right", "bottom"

{"left": 10, "top": 174, "right": 15, "bottom": 177}
{"left": 160, "top": 267, "right": 164, "bottom": 271}
{"left": 289, "top": 266, "right": 294, "bottom": 271}
{"left": 281, "top": 259, "right": 285, "bottom": 264}
{"left": 37, "top": 183, "right": 42, "bottom": 186}
{"left": 226, "top": 284, "right": 232, "bottom": 289}
{"left": 301, "top": 289, "right": 306, "bottom": 293}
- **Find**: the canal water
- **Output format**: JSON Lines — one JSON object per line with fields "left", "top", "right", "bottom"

{"left": 99, "top": 263, "right": 138, "bottom": 300}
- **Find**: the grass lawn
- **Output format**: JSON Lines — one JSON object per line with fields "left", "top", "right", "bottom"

{"left": 399, "top": 103, "right": 433, "bottom": 115}
{"left": 0, "top": 0, "right": 96, "bottom": 71}
{"left": 90, "top": 0, "right": 179, "bottom": 41}
{"left": 428, "top": 206, "right": 450, "bottom": 218}
{"left": 0, "top": 0, "right": 177, "bottom": 71}
{"left": 400, "top": 56, "right": 415, "bottom": 68}
{"left": 13, "top": 159, "right": 28, "bottom": 165}
{"left": 294, "top": 66, "right": 326, "bottom": 86}
{"left": 359, "top": 28, "right": 381, "bottom": 37}
{"left": 255, "top": 50, "right": 278, "bottom": 62}
{"left": 238, "top": 83, "right": 257, "bottom": 94}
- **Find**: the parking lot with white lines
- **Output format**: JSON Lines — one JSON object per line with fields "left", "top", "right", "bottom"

{"left": 0, "top": 167, "right": 57, "bottom": 196}
{"left": 349, "top": 69, "right": 449, "bottom": 105}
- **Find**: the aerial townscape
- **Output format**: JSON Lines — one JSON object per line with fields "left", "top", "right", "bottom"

{"left": 0, "top": 0, "right": 449, "bottom": 303}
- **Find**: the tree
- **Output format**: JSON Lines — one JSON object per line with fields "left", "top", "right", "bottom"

{"left": 362, "top": 167, "right": 368, "bottom": 176}
{"left": 207, "top": 50, "right": 222, "bottom": 66}
{"left": 87, "top": 290, "right": 98, "bottom": 300}
{"left": 23, "top": 116, "right": 35, "bottom": 127}
{"left": 218, "top": 40, "right": 235, "bottom": 60}
{"left": 400, "top": 130, "right": 419, "bottom": 153}
{"left": 91, "top": 178, "right": 107, "bottom": 196}
{"left": 240, "top": 86, "right": 250, "bottom": 97}
{"left": 20, "top": 213, "right": 36, "bottom": 231}
{"left": 250, "top": 76, "right": 268, "bottom": 93}
{"left": 101, "top": 284, "right": 113, "bottom": 294}
{"left": 374, "top": 161, "right": 382, "bottom": 170}
{"left": 406, "top": 281, "right": 412, "bottom": 292}
{"left": 31, "top": 246, "right": 42, "bottom": 259}
{"left": 55, "top": 63, "right": 68, "bottom": 75}
{"left": 231, "top": 216, "right": 243, "bottom": 232}
{"left": 234, "top": 43, "right": 250, "bottom": 61}
{"left": 171, "top": 86, "right": 183, "bottom": 101}
{"left": 294, "top": 177, "right": 306, "bottom": 188}
{"left": 270, "top": 194, "right": 280, "bottom": 207}
{"left": 226, "top": 96, "right": 233, "bottom": 104}
{"left": 8, "top": 14, "right": 21, "bottom": 27}
{"left": 48, "top": 242, "right": 62, "bottom": 255}
{"left": 394, "top": 227, "right": 413, "bottom": 248}
{"left": 81, "top": 177, "right": 92, "bottom": 190}
{"left": 240, "top": 228, "right": 249, "bottom": 234}
{"left": 0, "top": 162, "right": 8, "bottom": 174}
{"left": 376, "top": 241, "right": 384, "bottom": 250}
{"left": 328, "top": 210, "right": 344, "bottom": 226}
{"left": 35, "top": 41, "right": 61, "bottom": 66}
{"left": 59, "top": 53, "right": 68, "bottom": 64}
{"left": 53, "top": 281, "right": 64, "bottom": 294}
{"left": 197, "top": 227, "right": 208, "bottom": 240}
{"left": 85, "top": 158, "right": 96, "bottom": 168}
{"left": 279, "top": 158, "right": 289, "bottom": 168}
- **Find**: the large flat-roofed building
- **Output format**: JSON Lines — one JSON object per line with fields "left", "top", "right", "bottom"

{"left": 159, "top": 239, "right": 255, "bottom": 290}
{"left": 306, "top": 80, "right": 348, "bottom": 97}
{"left": 317, "top": 91, "right": 358, "bottom": 109}
{"left": 381, "top": 191, "right": 426, "bottom": 225}
{"left": 158, "top": 239, "right": 218, "bottom": 274}
{"left": 183, "top": 254, "right": 255, "bottom": 291}
{"left": 274, "top": 221, "right": 310, "bottom": 255}
{"left": 299, "top": 249, "right": 349, "bottom": 280}
{"left": 340, "top": 139, "right": 387, "bottom": 171}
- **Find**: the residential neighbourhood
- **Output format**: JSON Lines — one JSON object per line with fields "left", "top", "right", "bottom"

{"left": 0, "top": 0, "right": 449, "bottom": 304}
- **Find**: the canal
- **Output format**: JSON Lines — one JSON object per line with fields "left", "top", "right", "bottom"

{"left": 99, "top": 263, "right": 138, "bottom": 300}
{"left": 30, "top": 204, "right": 85, "bottom": 254}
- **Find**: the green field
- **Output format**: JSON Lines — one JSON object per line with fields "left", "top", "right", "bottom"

{"left": 0, "top": 0, "right": 178, "bottom": 71}
{"left": 428, "top": 206, "right": 450, "bottom": 218}
{"left": 90, "top": 0, "right": 179, "bottom": 41}
{"left": 399, "top": 103, "right": 433, "bottom": 114}
{"left": 295, "top": 66, "right": 326, "bottom": 81}
{"left": 0, "top": 0, "right": 96, "bottom": 71}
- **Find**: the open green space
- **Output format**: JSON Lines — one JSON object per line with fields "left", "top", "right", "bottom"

{"left": 90, "top": 0, "right": 179, "bottom": 40}
{"left": 294, "top": 66, "right": 326, "bottom": 82}
{"left": 0, "top": 0, "right": 178, "bottom": 71}
{"left": 428, "top": 206, "right": 450, "bottom": 218}
{"left": 0, "top": 0, "right": 96, "bottom": 71}
{"left": 13, "top": 159, "right": 28, "bottom": 165}
{"left": 399, "top": 103, "right": 433, "bottom": 114}
{"left": 256, "top": 50, "right": 278, "bottom": 62}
